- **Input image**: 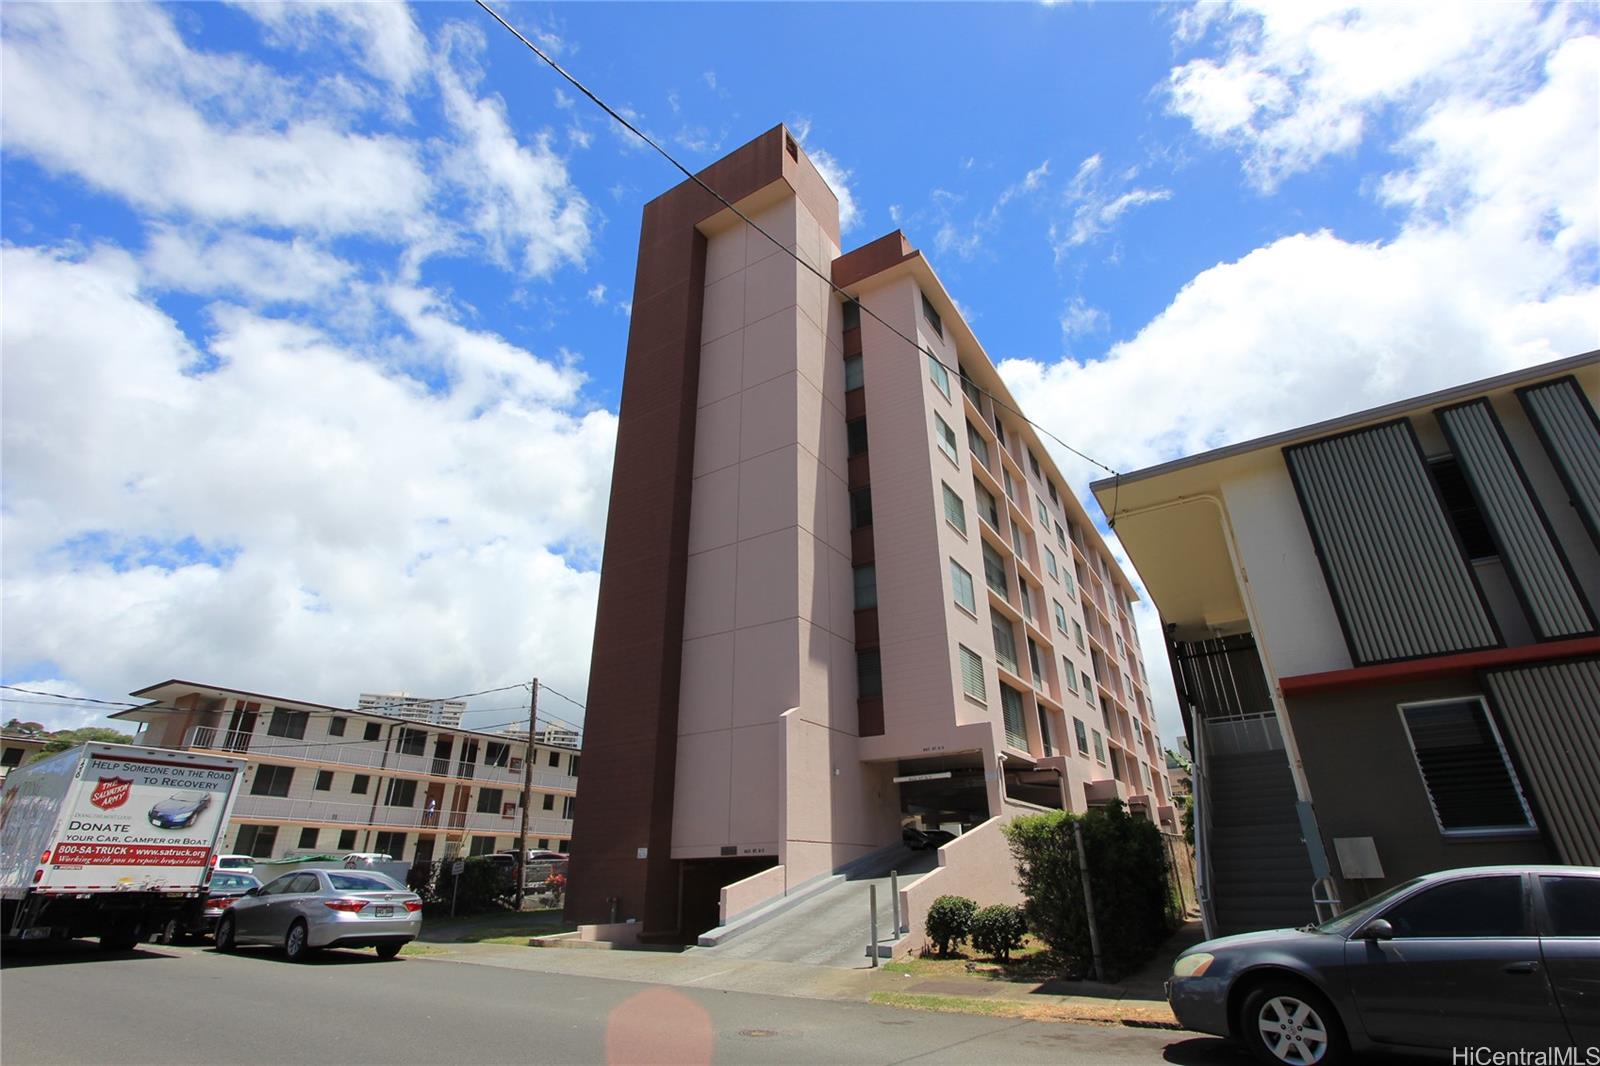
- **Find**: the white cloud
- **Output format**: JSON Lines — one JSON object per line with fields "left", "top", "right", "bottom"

{"left": 935, "top": 159, "right": 1052, "bottom": 261}
{"left": 1, "top": 244, "right": 614, "bottom": 728}
{"left": 587, "top": 283, "right": 608, "bottom": 305}
{"left": 0, "top": 3, "right": 434, "bottom": 240}
{"left": 238, "top": 0, "right": 429, "bottom": 96}
{"left": 1165, "top": 1, "right": 1580, "bottom": 189}
{"left": 806, "top": 147, "right": 862, "bottom": 234}
{"left": 1059, "top": 297, "right": 1107, "bottom": 338}
{"left": 1055, "top": 154, "right": 1171, "bottom": 254}
{"left": 143, "top": 228, "right": 356, "bottom": 306}
{"left": 702, "top": 71, "right": 717, "bottom": 90}
{"left": 435, "top": 27, "right": 593, "bottom": 277}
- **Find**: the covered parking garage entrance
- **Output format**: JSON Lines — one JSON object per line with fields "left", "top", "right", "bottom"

{"left": 894, "top": 753, "right": 991, "bottom": 835}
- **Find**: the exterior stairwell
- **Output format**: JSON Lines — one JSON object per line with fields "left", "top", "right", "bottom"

{"left": 1206, "top": 749, "right": 1317, "bottom": 935}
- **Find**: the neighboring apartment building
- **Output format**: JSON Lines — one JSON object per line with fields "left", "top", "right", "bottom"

{"left": 1092, "top": 354, "right": 1600, "bottom": 936}
{"left": 568, "top": 125, "right": 1167, "bottom": 942}
{"left": 0, "top": 731, "right": 49, "bottom": 782}
{"left": 111, "top": 680, "right": 578, "bottom": 863}
{"left": 357, "top": 691, "right": 467, "bottom": 729}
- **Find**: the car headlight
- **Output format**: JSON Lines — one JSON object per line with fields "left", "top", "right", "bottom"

{"left": 1172, "top": 952, "right": 1215, "bottom": 978}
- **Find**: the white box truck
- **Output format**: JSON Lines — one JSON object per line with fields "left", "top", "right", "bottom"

{"left": 0, "top": 742, "right": 246, "bottom": 948}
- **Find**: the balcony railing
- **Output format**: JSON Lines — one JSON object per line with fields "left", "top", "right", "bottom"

{"left": 185, "top": 726, "right": 577, "bottom": 793}
{"left": 231, "top": 793, "right": 574, "bottom": 836}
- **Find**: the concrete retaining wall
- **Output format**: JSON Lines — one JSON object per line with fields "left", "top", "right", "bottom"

{"left": 893, "top": 813, "right": 1024, "bottom": 959}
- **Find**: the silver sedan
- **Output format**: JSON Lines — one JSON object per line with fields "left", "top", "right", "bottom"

{"left": 215, "top": 868, "right": 423, "bottom": 961}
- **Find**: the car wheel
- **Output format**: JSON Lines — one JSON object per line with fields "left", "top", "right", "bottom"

{"left": 159, "top": 918, "right": 183, "bottom": 946}
{"left": 375, "top": 941, "right": 404, "bottom": 960}
{"left": 215, "top": 915, "right": 237, "bottom": 953}
{"left": 1240, "top": 981, "right": 1346, "bottom": 1066}
{"left": 283, "top": 919, "right": 313, "bottom": 962}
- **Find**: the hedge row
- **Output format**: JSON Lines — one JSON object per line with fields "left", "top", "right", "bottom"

{"left": 925, "top": 896, "right": 1027, "bottom": 960}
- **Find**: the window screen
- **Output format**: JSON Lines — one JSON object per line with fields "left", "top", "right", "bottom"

{"left": 958, "top": 645, "right": 986, "bottom": 701}
{"left": 1401, "top": 699, "right": 1533, "bottom": 833}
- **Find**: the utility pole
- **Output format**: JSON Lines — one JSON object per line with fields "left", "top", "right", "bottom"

{"left": 514, "top": 677, "right": 538, "bottom": 909}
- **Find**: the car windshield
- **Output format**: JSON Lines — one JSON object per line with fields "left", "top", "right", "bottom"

{"left": 211, "top": 873, "right": 258, "bottom": 890}
{"left": 1315, "top": 876, "right": 1427, "bottom": 936}
{"left": 328, "top": 872, "right": 401, "bottom": 892}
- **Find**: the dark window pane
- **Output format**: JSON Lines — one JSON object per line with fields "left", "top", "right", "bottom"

{"left": 351, "top": 774, "right": 370, "bottom": 795}
{"left": 267, "top": 708, "right": 308, "bottom": 740}
{"left": 1402, "top": 700, "right": 1531, "bottom": 832}
{"left": 338, "top": 829, "right": 358, "bottom": 850}
{"left": 1541, "top": 876, "right": 1600, "bottom": 936}
{"left": 297, "top": 827, "right": 319, "bottom": 850}
{"left": 921, "top": 293, "right": 942, "bottom": 338}
{"left": 314, "top": 770, "right": 333, "bottom": 791}
{"left": 363, "top": 722, "right": 382, "bottom": 741}
{"left": 847, "top": 417, "right": 869, "bottom": 457}
{"left": 844, "top": 355, "right": 864, "bottom": 391}
{"left": 851, "top": 487, "right": 873, "bottom": 529}
{"left": 843, "top": 300, "right": 860, "bottom": 331}
{"left": 1382, "top": 875, "right": 1525, "bottom": 937}
{"left": 856, "top": 650, "right": 883, "bottom": 699}
{"left": 328, "top": 716, "right": 347, "bottom": 737}
{"left": 1431, "top": 457, "right": 1498, "bottom": 560}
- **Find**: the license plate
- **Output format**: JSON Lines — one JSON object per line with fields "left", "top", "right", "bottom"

{"left": 373, "top": 905, "right": 393, "bottom": 917}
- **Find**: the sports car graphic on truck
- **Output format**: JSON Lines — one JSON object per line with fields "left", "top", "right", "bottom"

{"left": 147, "top": 790, "right": 213, "bottom": 830}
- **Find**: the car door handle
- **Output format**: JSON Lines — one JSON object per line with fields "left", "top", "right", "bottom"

{"left": 1503, "top": 961, "right": 1540, "bottom": 975}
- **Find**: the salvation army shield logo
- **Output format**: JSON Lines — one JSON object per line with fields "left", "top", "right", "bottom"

{"left": 90, "top": 777, "right": 133, "bottom": 811}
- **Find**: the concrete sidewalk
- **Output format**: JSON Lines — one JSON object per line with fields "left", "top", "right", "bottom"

{"left": 405, "top": 921, "right": 1205, "bottom": 1029}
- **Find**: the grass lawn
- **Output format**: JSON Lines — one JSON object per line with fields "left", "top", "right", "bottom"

{"left": 418, "top": 908, "right": 574, "bottom": 944}
{"left": 880, "top": 936, "right": 1064, "bottom": 983}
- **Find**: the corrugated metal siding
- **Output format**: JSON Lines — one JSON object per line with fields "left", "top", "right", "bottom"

{"left": 1437, "top": 401, "right": 1595, "bottom": 639}
{"left": 1519, "top": 377, "right": 1600, "bottom": 544}
{"left": 1484, "top": 658, "right": 1600, "bottom": 866}
{"left": 1285, "top": 421, "right": 1498, "bottom": 664}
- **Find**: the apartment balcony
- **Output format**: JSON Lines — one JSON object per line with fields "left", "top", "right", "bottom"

{"left": 231, "top": 793, "right": 575, "bottom": 836}
{"left": 184, "top": 726, "right": 577, "bottom": 794}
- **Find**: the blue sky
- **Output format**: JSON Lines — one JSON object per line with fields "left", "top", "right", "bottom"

{"left": 2, "top": 1, "right": 1596, "bottom": 745}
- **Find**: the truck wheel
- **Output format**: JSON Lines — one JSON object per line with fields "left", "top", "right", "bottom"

{"left": 283, "top": 919, "right": 313, "bottom": 962}
{"left": 215, "top": 915, "right": 237, "bottom": 953}
{"left": 101, "top": 923, "right": 142, "bottom": 951}
{"left": 159, "top": 917, "right": 185, "bottom": 946}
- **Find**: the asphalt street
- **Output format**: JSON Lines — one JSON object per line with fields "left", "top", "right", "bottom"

{"left": 0, "top": 939, "right": 1250, "bottom": 1065}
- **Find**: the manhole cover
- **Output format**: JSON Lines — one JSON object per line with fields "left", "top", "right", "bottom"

{"left": 738, "top": 1029, "right": 779, "bottom": 1038}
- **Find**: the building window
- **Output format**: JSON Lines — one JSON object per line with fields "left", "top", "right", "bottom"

{"left": 297, "top": 827, "right": 319, "bottom": 850}
{"left": 844, "top": 354, "right": 864, "bottom": 391}
{"left": 843, "top": 299, "right": 861, "bottom": 331}
{"left": 1074, "top": 717, "right": 1089, "bottom": 755}
{"left": 1, "top": 747, "right": 24, "bottom": 769}
{"left": 569, "top": 755, "right": 580, "bottom": 777}
{"left": 1081, "top": 671, "right": 1094, "bottom": 701}
{"left": 476, "top": 788, "right": 504, "bottom": 814}
{"left": 959, "top": 365, "right": 982, "bottom": 406}
{"left": 314, "top": 770, "right": 333, "bottom": 792}
{"left": 1018, "top": 582, "right": 1033, "bottom": 621}
{"left": 928, "top": 355, "right": 951, "bottom": 399}
{"left": 395, "top": 728, "right": 427, "bottom": 757}
{"left": 363, "top": 722, "right": 382, "bottom": 742}
{"left": 1430, "top": 457, "right": 1498, "bottom": 560}
{"left": 1073, "top": 620, "right": 1085, "bottom": 650}
{"left": 1044, "top": 547, "right": 1058, "bottom": 580}
{"left": 851, "top": 486, "right": 873, "bottom": 529}
{"left": 966, "top": 421, "right": 990, "bottom": 469}
{"left": 1062, "top": 566, "right": 1075, "bottom": 596}
{"left": 942, "top": 483, "right": 967, "bottom": 534}
{"left": 337, "top": 829, "right": 358, "bottom": 850}
{"left": 483, "top": 742, "right": 510, "bottom": 768}
{"left": 846, "top": 417, "right": 869, "bottom": 457}
{"left": 1400, "top": 699, "right": 1534, "bottom": 834}
{"left": 1054, "top": 600, "right": 1068, "bottom": 632}
{"left": 1003, "top": 469, "right": 1018, "bottom": 501}
{"left": 1028, "top": 450, "right": 1042, "bottom": 479}
{"left": 1027, "top": 638, "right": 1046, "bottom": 690}
{"left": 1048, "top": 481, "right": 1059, "bottom": 504}
{"left": 470, "top": 836, "right": 497, "bottom": 857}
{"left": 561, "top": 796, "right": 575, "bottom": 820}
{"left": 1037, "top": 495, "right": 1050, "bottom": 526}
{"left": 974, "top": 479, "right": 999, "bottom": 528}
{"left": 1038, "top": 704, "right": 1055, "bottom": 757}
{"left": 236, "top": 824, "right": 278, "bottom": 859}
{"left": 958, "top": 645, "right": 986, "bottom": 702}
{"left": 854, "top": 564, "right": 878, "bottom": 610}
{"left": 982, "top": 541, "right": 1008, "bottom": 596}
{"left": 266, "top": 708, "right": 308, "bottom": 740}
{"left": 1092, "top": 729, "right": 1105, "bottom": 764}
{"left": 921, "top": 292, "right": 943, "bottom": 337}
{"left": 250, "top": 764, "right": 294, "bottom": 798}
{"left": 993, "top": 416, "right": 1005, "bottom": 447}
{"left": 548, "top": 750, "right": 560, "bottom": 768}
{"left": 537, "top": 838, "right": 551, "bottom": 851}
{"left": 373, "top": 832, "right": 406, "bottom": 858}
{"left": 328, "top": 716, "right": 347, "bottom": 737}
{"left": 543, "top": 794, "right": 555, "bottom": 811}
{"left": 1065, "top": 661, "right": 1080, "bottom": 693}
{"left": 934, "top": 413, "right": 959, "bottom": 464}
{"left": 950, "top": 560, "right": 977, "bottom": 614}
{"left": 351, "top": 774, "right": 370, "bottom": 795}
{"left": 1055, "top": 521, "right": 1067, "bottom": 550}
{"left": 384, "top": 778, "right": 418, "bottom": 808}
{"left": 991, "top": 611, "right": 1020, "bottom": 675}
{"left": 856, "top": 650, "right": 883, "bottom": 699}
{"left": 1000, "top": 684, "right": 1027, "bottom": 750}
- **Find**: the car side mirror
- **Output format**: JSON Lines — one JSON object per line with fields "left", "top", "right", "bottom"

{"left": 1360, "top": 918, "right": 1394, "bottom": 940}
{"left": 243, "top": 887, "right": 259, "bottom": 897}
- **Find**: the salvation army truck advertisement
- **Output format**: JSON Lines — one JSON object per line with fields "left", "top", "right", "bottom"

{"left": 45, "top": 752, "right": 241, "bottom": 890}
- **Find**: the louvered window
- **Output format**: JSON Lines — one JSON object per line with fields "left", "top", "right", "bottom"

{"left": 982, "top": 542, "right": 1008, "bottom": 595}
{"left": 974, "top": 479, "right": 999, "bottom": 527}
{"left": 991, "top": 611, "right": 1019, "bottom": 675}
{"left": 950, "top": 560, "right": 977, "bottom": 614}
{"left": 1000, "top": 684, "right": 1028, "bottom": 750}
{"left": 1401, "top": 699, "right": 1534, "bottom": 834}
{"left": 967, "top": 421, "right": 990, "bottom": 469}
{"left": 942, "top": 483, "right": 967, "bottom": 534}
{"left": 958, "top": 645, "right": 986, "bottom": 702}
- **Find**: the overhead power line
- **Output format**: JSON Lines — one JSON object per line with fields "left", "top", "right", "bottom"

{"left": 472, "top": 0, "right": 1120, "bottom": 481}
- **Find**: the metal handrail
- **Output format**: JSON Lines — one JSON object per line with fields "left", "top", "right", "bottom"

{"left": 1312, "top": 876, "right": 1342, "bottom": 923}
{"left": 1192, "top": 722, "right": 1216, "bottom": 939}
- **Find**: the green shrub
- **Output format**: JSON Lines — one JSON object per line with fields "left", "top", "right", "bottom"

{"left": 969, "top": 904, "right": 1027, "bottom": 961}
{"left": 1002, "top": 801, "right": 1171, "bottom": 981}
{"left": 925, "top": 895, "right": 977, "bottom": 957}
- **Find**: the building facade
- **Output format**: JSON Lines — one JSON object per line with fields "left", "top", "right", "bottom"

{"left": 568, "top": 125, "right": 1166, "bottom": 942}
{"left": 112, "top": 680, "right": 578, "bottom": 863}
{"left": 1093, "top": 355, "right": 1600, "bottom": 936}
{"left": 357, "top": 691, "right": 468, "bottom": 729}
{"left": 0, "top": 732, "right": 49, "bottom": 782}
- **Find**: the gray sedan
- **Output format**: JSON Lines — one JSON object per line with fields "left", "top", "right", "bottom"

{"left": 215, "top": 868, "right": 423, "bottom": 961}
{"left": 1168, "top": 865, "right": 1599, "bottom": 1065}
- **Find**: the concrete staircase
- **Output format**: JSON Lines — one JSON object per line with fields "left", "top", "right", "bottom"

{"left": 1206, "top": 749, "right": 1317, "bottom": 935}
{"left": 694, "top": 846, "right": 937, "bottom": 968}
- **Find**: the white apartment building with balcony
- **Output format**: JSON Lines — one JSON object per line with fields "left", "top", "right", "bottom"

{"left": 112, "top": 680, "right": 578, "bottom": 864}
{"left": 357, "top": 691, "right": 468, "bottom": 728}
